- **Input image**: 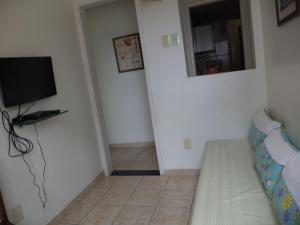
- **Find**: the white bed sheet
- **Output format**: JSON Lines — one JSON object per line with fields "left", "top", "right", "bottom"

{"left": 190, "top": 139, "right": 279, "bottom": 225}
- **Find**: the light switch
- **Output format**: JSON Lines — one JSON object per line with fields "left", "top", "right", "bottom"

{"left": 170, "top": 33, "right": 180, "bottom": 46}
{"left": 12, "top": 205, "right": 24, "bottom": 224}
{"left": 183, "top": 139, "right": 192, "bottom": 150}
{"left": 162, "top": 35, "right": 170, "bottom": 48}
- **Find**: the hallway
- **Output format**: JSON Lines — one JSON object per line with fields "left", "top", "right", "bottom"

{"left": 111, "top": 146, "right": 159, "bottom": 171}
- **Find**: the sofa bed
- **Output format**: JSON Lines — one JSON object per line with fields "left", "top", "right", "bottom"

{"left": 190, "top": 109, "right": 300, "bottom": 225}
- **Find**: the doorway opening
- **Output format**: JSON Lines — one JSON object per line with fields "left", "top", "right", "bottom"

{"left": 179, "top": 0, "right": 256, "bottom": 77}
{"left": 82, "top": 0, "right": 160, "bottom": 176}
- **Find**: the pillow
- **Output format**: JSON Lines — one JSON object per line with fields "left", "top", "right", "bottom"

{"left": 272, "top": 154, "right": 300, "bottom": 225}
{"left": 254, "top": 129, "right": 298, "bottom": 198}
{"left": 250, "top": 109, "right": 281, "bottom": 150}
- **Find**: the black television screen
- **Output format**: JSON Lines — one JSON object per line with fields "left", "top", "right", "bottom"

{"left": 0, "top": 57, "right": 57, "bottom": 107}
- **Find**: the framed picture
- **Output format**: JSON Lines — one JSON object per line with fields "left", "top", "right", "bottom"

{"left": 275, "top": 0, "right": 298, "bottom": 26}
{"left": 113, "top": 33, "right": 144, "bottom": 73}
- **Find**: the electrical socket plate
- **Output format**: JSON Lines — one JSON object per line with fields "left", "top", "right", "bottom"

{"left": 12, "top": 205, "right": 24, "bottom": 224}
{"left": 162, "top": 35, "right": 170, "bottom": 48}
{"left": 183, "top": 139, "right": 192, "bottom": 150}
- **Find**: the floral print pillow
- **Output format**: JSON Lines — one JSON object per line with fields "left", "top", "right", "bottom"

{"left": 250, "top": 123, "right": 268, "bottom": 150}
{"left": 254, "top": 142, "right": 284, "bottom": 198}
{"left": 272, "top": 176, "right": 300, "bottom": 225}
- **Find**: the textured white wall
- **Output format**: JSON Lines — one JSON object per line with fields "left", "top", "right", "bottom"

{"left": 76, "top": 0, "right": 267, "bottom": 170}
{"left": 86, "top": 0, "right": 154, "bottom": 144}
{"left": 260, "top": 0, "right": 300, "bottom": 148}
{"left": 135, "top": 0, "right": 267, "bottom": 169}
{"left": 0, "top": 1, "right": 103, "bottom": 224}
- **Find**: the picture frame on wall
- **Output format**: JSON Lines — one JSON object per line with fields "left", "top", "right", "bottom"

{"left": 113, "top": 33, "right": 144, "bottom": 73}
{"left": 275, "top": 0, "right": 298, "bottom": 26}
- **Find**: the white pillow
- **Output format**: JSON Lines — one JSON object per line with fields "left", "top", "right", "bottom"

{"left": 265, "top": 129, "right": 298, "bottom": 166}
{"left": 254, "top": 109, "right": 281, "bottom": 134}
{"left": 282, "top": 153, "right": 300, "bottom": 207}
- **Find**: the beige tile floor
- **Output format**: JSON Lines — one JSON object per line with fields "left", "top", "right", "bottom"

{"left": 49, "top": 174, "right": 198, "bottom": 225}
{"left": 111, "top": 147, "right": 159, "bottom": 171}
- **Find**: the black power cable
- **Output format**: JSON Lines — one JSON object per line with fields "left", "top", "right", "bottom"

{"left": 21, "top": 155, "right": 46, "bottom": 209}
{"left": 19, "top": 101, "right": 35, "bottom": 117}
{"left": 0, "top": 106, "right": 33, "bottom": 157}
{"left": 34, "top": 123, "right": 48, "bottom": 209}
{"left": 0, "top": 103, "right": 48, "bottom": 209}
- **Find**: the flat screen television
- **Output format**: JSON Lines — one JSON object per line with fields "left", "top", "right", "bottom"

{"left": 0, "top": 57, "right": 57, "bottom": 107}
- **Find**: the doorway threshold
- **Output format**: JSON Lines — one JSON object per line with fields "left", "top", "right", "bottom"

{"left": 111, "top": 170, "right": 160, "bottom": 176}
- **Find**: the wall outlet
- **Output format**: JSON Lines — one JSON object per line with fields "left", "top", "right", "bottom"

{"left": 183, "top": 139, "right": 192, "bottom": 150}
{"left": 11, "top": 205, "right": 24, "bottom": 224}
{"left": 162, "top": 35, "right": 170, "bottom": 48}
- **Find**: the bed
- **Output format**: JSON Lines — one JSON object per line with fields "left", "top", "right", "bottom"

{"left": 190, "top": 139, "right": 279, "bottom": 225}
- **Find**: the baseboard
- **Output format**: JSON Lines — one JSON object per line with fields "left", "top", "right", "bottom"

{"left": 109, "top": 142, "right": 155, "bottom": 149}
{"left": 84, "top": 171, "right": 105, "bottom": 192}
{"left": 164, "top": 169, "right": 200, "bottom": 176}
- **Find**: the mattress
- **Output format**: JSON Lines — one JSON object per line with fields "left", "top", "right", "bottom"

{"left": 190, "top": 139, "right": 279, "bottom": 225}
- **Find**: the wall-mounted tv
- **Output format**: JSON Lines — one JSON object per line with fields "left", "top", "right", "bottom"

{"left": 0, "top": 57, "right": 57, "bottom": 107}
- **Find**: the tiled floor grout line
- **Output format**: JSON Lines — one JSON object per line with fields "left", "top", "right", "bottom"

{"left": 112, "top": 148, "right": 145, "bottom": 168}
{"left": 149, "top": 160, "right": 158, "bottom": 170}
{"left": 150, "top": 176, "right": 198, "bottom": 225}
{"left": 72, "top": 176, "right": 121, "bottom": 225}
{"left": 146, "top": 176, "right": 170, "bottom": 225}
{"left": 128, "top": 149, "right": 148, "bottom": 170}
{"left": 111, "top": 147, "right": 159, "bottom": 171}
{"left": 124, "top": 176, "right": 144, "bottom": 206}
{"left": 110, "top": 205, "right": 125, "bottom": 225}
{"left": 54, "top": 175, "right": 198, "bottom": 225}
{"left": 130, "top": 149, "right": 145, "bottom": 163}
{"left": 187, "top": 177, "right": 199, "bottom": 225}
{"left": 110, "top": 176, "right": 145, "bottom": 225}
{"left": 78, "top": 206, "right": 95, "bottom": 225}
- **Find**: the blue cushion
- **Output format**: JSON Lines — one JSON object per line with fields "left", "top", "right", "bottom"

{"left": 249, "top": 109, "right": 281, "bottom": 150}
{"left": 254, "top": 142, "right": 284, "bottom": 198}
{"left": 254, "top": 130, "right": 297, "bottom": 199}
{"left": 250, "top": 123, "right": 268, "bottom": 150}
{"left": 272, "top": 176, "right": 300, "bottom": 225}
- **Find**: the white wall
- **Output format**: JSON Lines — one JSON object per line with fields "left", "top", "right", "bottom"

{"left": 135, "top": 0, "right": 267, "bottom": 169}
{"left": 260, "top": 0, "right": 300, "bottom": 147}
{"left": 86, "top": 0, "right": 154, "bottom": 144}
{"left": 0, "top": 1, "right": 103, "bottom": 225}
{"left": 76, "top": 0, "right": 267, "bottom": 171}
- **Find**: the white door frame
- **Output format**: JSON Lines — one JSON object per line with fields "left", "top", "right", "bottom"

{"left": 72, "top": 0, "right": 165, "bottom": 175}
{"left": 178, "top": 0, "right": 222, "bottom": 76}
{"left": 239, "top": 0, "right": 256, "bottom": 69}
